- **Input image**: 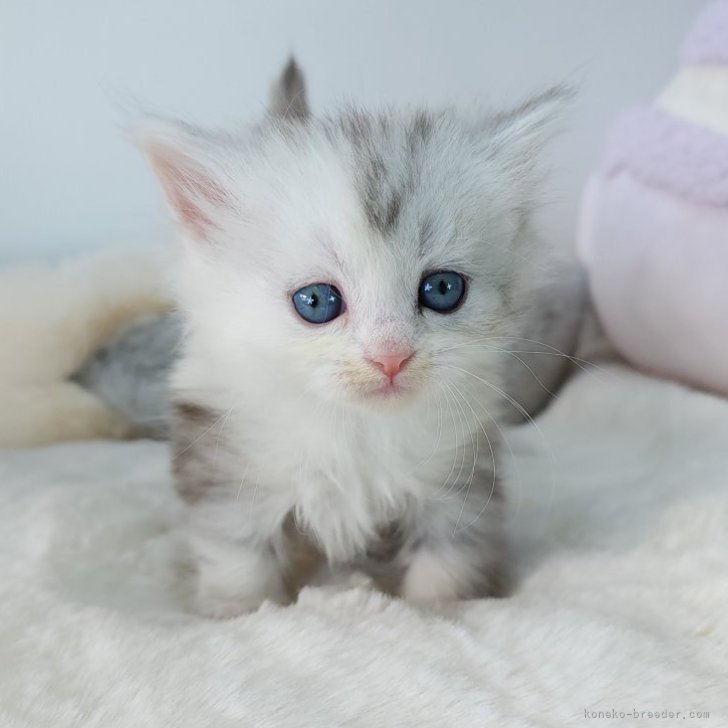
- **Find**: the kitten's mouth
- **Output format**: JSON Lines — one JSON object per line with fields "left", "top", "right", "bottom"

{"left": 371, "top": 380, "right": 406, "bottom": 398}
{"left": 361, "top": 377, "right": 417, "bottom": 406}
{"left": 344, "top": 363, "right": 425, "bottom": 408}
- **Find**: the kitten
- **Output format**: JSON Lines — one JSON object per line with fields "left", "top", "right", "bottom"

{"left": 135, "top": 59, "right": 583, "bottom": 617}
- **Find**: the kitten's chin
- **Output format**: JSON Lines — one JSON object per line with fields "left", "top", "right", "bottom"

{"left": 352, "top": 381, "right": 420, "bottom": 410}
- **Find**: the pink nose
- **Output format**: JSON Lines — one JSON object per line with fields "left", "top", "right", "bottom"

{"left": 368, "top": 352, "right": 413, "bottom": 379}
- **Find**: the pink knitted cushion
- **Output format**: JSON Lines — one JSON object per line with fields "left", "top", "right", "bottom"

{"left": 579, "top": 107, "right": 728, "bottom": 394}
{"left": 580, "top": 176, "right": 728, "bottom": 394}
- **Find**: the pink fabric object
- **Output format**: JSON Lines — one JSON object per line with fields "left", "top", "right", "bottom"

{"left": 579, "top": 173, "right": 728, "bottom": 395}
{"left": 683, "top": 0, "right": 728, "bottom": 64}
{"left": 603, "top": 107, "right": 728, "bottom": 207}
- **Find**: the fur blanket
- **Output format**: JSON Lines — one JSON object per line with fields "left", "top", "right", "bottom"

{"left": 0, "top": 249, "right": 170, "bottom": 448}
{"left": 0, "top": 363, "right": 725, "bottom": 726}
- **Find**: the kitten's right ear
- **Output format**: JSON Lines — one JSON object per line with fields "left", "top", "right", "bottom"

{"left": 132, "top": 120, "right": 235, "bottom": 242}
{"left": 268, "top": 57, "right": 310, "bottom": 121}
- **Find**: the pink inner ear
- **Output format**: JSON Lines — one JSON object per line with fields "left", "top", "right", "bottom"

{"left": 149, "top": 151, "right": 230, "bottom": 241}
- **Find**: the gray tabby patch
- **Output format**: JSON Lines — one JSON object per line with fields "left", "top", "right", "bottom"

{"left": 73, "top": 312, "right": 181, "bottom": 439}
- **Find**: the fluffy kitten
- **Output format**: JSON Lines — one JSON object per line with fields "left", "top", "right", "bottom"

{"left": 135, "top": 59, "right": 582, "bottom": 617}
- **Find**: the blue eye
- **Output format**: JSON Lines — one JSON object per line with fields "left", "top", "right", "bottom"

{"left": 292, "top": 283, "right": 344, "bottom": 324}
{"left": 419, "top": 271, "right": 466, "bottom": 313}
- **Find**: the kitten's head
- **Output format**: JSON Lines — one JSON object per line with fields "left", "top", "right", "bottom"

{"left": 136, "top": 59, "right": 568, "bottom": 411}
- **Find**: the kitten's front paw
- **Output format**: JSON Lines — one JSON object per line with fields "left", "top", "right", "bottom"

{"left": 401, "top": 549, "right": 461, "bottom": 603}
{"left": 188, "top": 539, "right": 289, "bottom": 618}
{"left": 400, "top": 547, "right": 502, "bottom": 603}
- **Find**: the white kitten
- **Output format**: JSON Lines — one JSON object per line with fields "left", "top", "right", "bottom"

{"left": 136, "top": 60, "right": 581, "bottom": 617}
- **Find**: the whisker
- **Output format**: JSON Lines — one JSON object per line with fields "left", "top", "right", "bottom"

{"left": 443, "top": 363, "right": 558, "bottom": 519}
{"left": 235, "top": 462, "right": 250, "bottom": 502}
{"left": 174, "top": 404, "right": 235, "bottom": 459}
{"left": 447, "top": 382, "right": 490, "bottom": 534}
{"left": 444, "top": 380, "right": 471, "bottom": 499}
{"left": 451, "top": 341, "right": 560, "bottom": 400}
{"left": 248, "top": 470, "right": 262, "bottom": 519}
{"left": 446, "top": 381, "right": 478, "bottom": 500}
{"left": 453, "top": 378, "right": 525, "bottom": 530}
{"left": 211, "top": 405, "right": 235, "bottom": 474}
{"left": 417, "top": 384, "right": 445, "bottom": 468}
{"left": 437, "top": 334, "right": 611, "bottom": 383}
{"left": 432, "top": 382, "right": 463, "bottom": 499}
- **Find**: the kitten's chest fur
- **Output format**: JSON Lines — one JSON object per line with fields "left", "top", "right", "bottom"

{"left": 177, "top": 388, "right": 466, "bottom": 562}
{"left": 247, "top": 398, "right": 453, "bottom": 559}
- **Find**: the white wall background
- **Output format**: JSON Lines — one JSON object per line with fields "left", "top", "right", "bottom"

{"left": 0, "top": 0, "right": 707, "bottom": 262}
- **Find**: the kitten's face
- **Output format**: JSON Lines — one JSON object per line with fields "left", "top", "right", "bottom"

{"left": 139, "top": 94, "right": 565, "bottom": 412}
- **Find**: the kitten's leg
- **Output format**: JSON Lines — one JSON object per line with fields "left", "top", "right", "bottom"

{"left": 173, "top": 402, "right": 290, "bottom": 618}
{"left": 399, "top": 469, "right": 507, "bottom": 602}
{"left": 184, "top": 504, "right": 289, "bottom": 618}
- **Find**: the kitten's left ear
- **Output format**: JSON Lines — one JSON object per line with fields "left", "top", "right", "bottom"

{"left": 133, "top": 120, "right": 235, "bottom": 243}
{"left": 488, "top": 85, "right": 574, "bottom": 167}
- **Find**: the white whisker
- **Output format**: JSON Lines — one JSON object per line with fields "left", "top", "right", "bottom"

{"left": 443, "top": 363, "right": 558, "bottom": 519}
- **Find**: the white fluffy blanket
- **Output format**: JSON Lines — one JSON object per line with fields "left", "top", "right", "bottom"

{"left": 1, "top": 365, "right": 725, "bottom": 727}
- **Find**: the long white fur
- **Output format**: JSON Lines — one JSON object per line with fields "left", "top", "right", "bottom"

{"left": 136, "top": 80, "right": 570, "bottom": 615}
